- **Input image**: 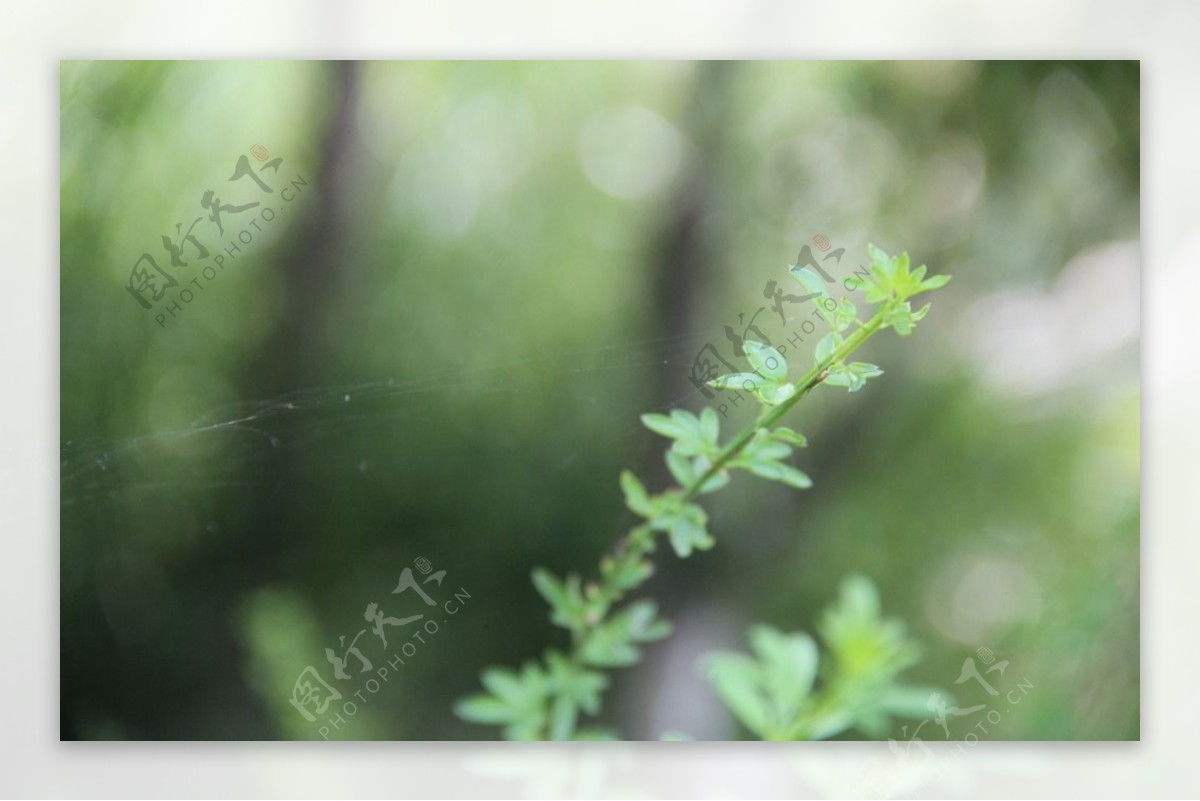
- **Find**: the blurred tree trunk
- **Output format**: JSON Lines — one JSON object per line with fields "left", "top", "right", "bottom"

{"left": 644, "top": 61, "right": 734, "bottom": 470}
{"left": 248, "top": 61, "right": 360, "bottom": 392}
{"left": 178, "top": 64, "right": 364, "bottom": 729}
{"left": 236, "top": 61, "right": 360, "bottom": 575}
{"left": 625, "top": 61, "right": 736, "bottom": 739}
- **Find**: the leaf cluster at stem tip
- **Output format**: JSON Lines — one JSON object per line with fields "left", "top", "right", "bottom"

{"left": 704, "top": 574, "right": 942, "bottom": 740}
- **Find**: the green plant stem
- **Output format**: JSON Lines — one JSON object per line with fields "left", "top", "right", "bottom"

{"left": 544, "top": 309, "right": 888, "bottom": 739}
{"left": 681, "top": 310, "right": 885, "bottom": 502}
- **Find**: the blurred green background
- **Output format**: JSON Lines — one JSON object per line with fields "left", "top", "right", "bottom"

{"left": 60, "top": 60, "right": 1139, "bottom": 740}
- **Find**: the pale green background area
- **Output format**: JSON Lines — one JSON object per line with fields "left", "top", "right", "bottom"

{"left": 60, "top": 60, "right": 1138, "bottom": 741}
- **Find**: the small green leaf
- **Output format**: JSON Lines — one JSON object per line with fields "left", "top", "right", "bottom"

{"left": 706, "top": 372, "right": 766, "bottom": 392}
{"left": 868, "top": 243, "right": 894, "bottom": 277}
{"left": 620, "top": 599, "right": 674, "bottom": 642}
{"left": 578, "top": 635, "right": 638, "bottom": 668}
{"left": 600, "top": 552, "right": 653, "bottom": 591}
{"left": 744, "top": 340, "right": 788, "bottom": 382}
{"left": 759, "top": 381, "right": 796, "bottom": 406}
{"left": 667, "top": 515, "right": 713, "bottom": 558}
{"left": 481, "top": 667, "right": 528, "bottom": 703}
{"left": 641, "top": 411, "right": 707, "bottom": 456}
{"left": 670, "top": 437, "right": 704, "bottom": 457}
{"left": 577, "top": 604, "right": 669, "bottom": 669}
{"left": 848, "top": 362, "right": 883, "bottom": 391}
{"left": 789, "top": 266, "right": 836, "bottom": 326}
{"left": 705, "top": 653, "right": 770, "bottom": 737}
{"left": 665, "top": 450, "right": 696, "bottom": 486}
{"left": 833, "top": 298, "right": 859, "bottom": 333}
{"left": 693, "top": 455, "right": 730, "bottom": 494}
{"left": 744, "top": 459, "right": 812, "bottom": 489}
{"left": 699, "top": 407, "right": 720, "bottom": 446}
{"left": 749, "top": 625, "right": 819, "bottom": 723}
{"left": 458, "top": 661, "right": 551, "bottom": 739}
{"left": 771, "top": 427, "right": 808, "bottom": 447}
{"left": 822, "top": 365, "right": 853, "bottom": 388}
{"left": 777, "top": 464, "right": 813, "bottom": 489}
{"left": 698, "top": 470, "right": 730, "bottom": 494}
{"left": 504, "top": 715, "right": 545, "bottom": 741}
{"left": 546, "top": 650, "right": 608, "bottom": 717}
{"left": 454, "top": 694, "right": 514, "bottom": 725}
{"left": 743, "top": 432, "right": 792, "bottom": 462}
{"left": 839, "top": 573, "right": 881, "bottom": 620}
{"left": 548, "top": 695, "right": 577, "bottom": 740}
{"left": 806, "top": 710, "right": 854, "bottom": 741}
{"left": 640, "top": 413, "right": 687, "bottom": 439}
{"left": 864, "top": 244, "right": 897, "bottom": 303}
{"left": 669, "top": 409, "right": 705, "bottom": 442}
{"left": 531, "top": 568, "right": 567, "bottom": 609}
{"left": 814, "top": 332, "right": 842, "bottom": 364}
{"left": 707, "top": 373, "right": 794, "bottom": 407}
{"left": 885, "top": 303, "right": 915, "bottom": 336}
{"left": 823, "top": 362, "right": 882, "bottom": 392}
{"left": 819, "top": 573, "right": 921, "bottom": 686}
{"left": 539, "top": 573, "right": 586, "bottom": 630}
{"left": 619, "top": 470, "right": 652, "bottom": 517}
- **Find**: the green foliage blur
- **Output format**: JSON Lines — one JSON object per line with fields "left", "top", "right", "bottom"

{"left": 705, "top": 575, "right": 931, "bottom": 742}
{"left": 60, "top": 60, "right": 1139, "bottom": 740}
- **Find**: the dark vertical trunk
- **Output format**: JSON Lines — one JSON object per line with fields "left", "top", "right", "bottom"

{"left": 233, "top": 61, "right": 361, "bottom": 569}
{"left": 649, "top": 61, "right": 733, "bottom": 412}
{"left": 625, "top": 62, "right": 736, "bottom": 739}
{"left": 248, "top": 61, "right": 360, "bottom": 393}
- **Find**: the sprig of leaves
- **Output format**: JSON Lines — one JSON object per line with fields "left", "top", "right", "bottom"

{"left": 455, "top": 245, "right": 950, "bottom": 740}
{"left": 706, "top": 340, "right": 797, "bottom": 406}
{"left": 703, "top": 575, "right": 941, "bottom": 740}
